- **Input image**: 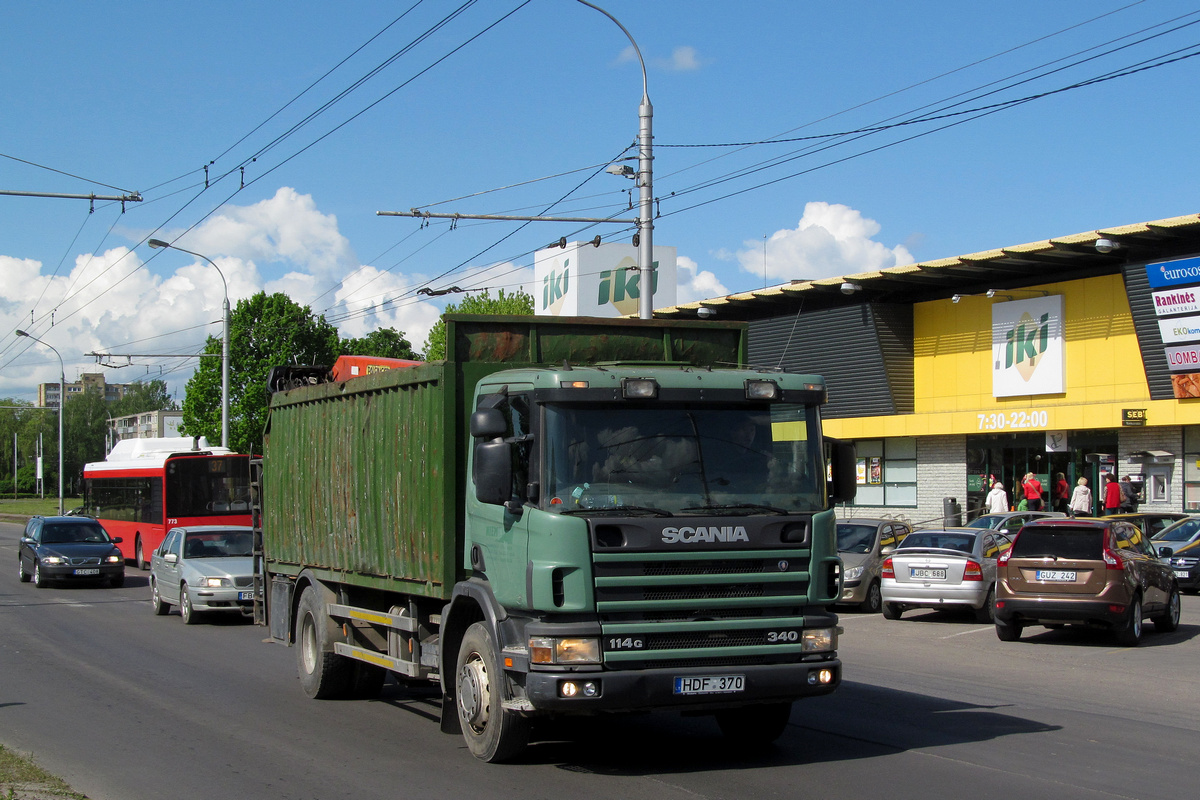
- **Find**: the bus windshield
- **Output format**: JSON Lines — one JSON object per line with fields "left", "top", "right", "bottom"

{"left": 165, "top": 456, "right": 253, "bottom": 517}
{"left": 542, "top": 403, "right": 825, "bottom": 515}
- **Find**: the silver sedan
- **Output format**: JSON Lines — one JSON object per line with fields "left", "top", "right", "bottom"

{"left": 880, "top": 528, "right": 1011, "bottom": 623}
{"left": 149, "top": 525, "right": 255, "bottom": 624}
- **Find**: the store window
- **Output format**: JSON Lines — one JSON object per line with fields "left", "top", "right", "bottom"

{"left": 1185, "top": 427, "right": 1200, "bottom": 512}
{"left": 851, "top": 437, "right": 917, "bottom": 507}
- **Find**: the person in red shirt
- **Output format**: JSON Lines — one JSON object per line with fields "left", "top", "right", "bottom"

{"left": 1022, "top": 472, "right": 1044, "bottom": 511}
{"left": 1052, "top": 472, "right": 1070, "bottom": 514}
{"left": 1103, "top": 472, "right": 1122, "bottom": 515}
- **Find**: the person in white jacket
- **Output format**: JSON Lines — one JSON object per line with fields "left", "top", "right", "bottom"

{"left": 985, "top": 481, "right": 1009, "bottom": 514}
{"left": 1068, "top": 477, "right": 1093, "bottom": 517}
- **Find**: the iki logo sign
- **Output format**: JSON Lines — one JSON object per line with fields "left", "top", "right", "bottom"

{"left": 598, "top": 257, "right": 660, "bottom": 317}
{"left": 992, "top": 295, "right": 1064, "bottom": 398}
{"left": 542, "top": 259, "right": 570, "bottom": 315}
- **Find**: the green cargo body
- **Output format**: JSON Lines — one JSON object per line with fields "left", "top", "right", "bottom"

{"left": 261, "top": 314, "right": 748, "bottom": 599}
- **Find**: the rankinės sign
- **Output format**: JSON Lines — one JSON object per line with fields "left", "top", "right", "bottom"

{"left": 1148, "top": 255, "right": 1200, "bottom": 398}
{"left": 992, "top": 295, "right": 1065, "bottom": 398}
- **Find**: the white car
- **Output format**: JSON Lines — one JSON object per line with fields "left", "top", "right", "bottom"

{"left": 149, "top": 525, "right": 255, "bottom": 624}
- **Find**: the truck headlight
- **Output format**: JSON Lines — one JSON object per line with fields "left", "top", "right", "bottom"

{"left": 802, "top": 628, "right": 836, "bottom": 653}
{"left": 529, "top": 636, "right": 601, "bottom": 665}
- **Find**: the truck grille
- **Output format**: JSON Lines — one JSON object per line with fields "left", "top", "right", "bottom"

{"left": 593, "top": 548, "right": 815, "bottom": 668}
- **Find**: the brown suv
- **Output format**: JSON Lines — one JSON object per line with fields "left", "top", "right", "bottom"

{"left": 994, "top": 518, "right": 1181, "bottom": 645}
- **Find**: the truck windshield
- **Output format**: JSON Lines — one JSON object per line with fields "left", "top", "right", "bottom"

{"left": 542, "top": 403, "right": 825, "bottom": 515}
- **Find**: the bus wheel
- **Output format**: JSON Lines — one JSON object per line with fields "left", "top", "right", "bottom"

{"left": 135, "top": 538, "right": 148, "bottom": 571}
{"left": 455, "top": 621, "right": 530, "bottom": 762}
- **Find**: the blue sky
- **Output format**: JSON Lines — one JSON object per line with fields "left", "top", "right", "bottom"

{"left": 3, "top": 0, "right": 1200, "bottom": 404}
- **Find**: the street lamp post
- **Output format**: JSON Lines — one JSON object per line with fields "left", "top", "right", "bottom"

{"left": 147, "top": 239, "right": 230, "bottom": 449}
{"left": 16, "top": 330, "right": 64, "bottom": 515}
{"left": 577, "top": 0, "right": 654, "bottom": 319}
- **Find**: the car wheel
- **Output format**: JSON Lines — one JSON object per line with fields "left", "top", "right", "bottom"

{"left": 150, "top": 578, "right": 170, "bottom": 615}
{"left": 974, "top": 586, "right": 995, "bottom": 623}
{"left": 882, "top": 602, "right": 903, "bottom": 620}
{"left": 18, "top": 558, "right": 30, "bottom": 583}
{"left": 180, "top": 584, "right": 201, "bottom": 625}
{"left": 1115, "top": 595, "right": 1143, "bottom": 647}
{"left": 456, "top": 621, "right": 531, "bottom": 762}
{"left": 995, "top": 617, "right": 1022, "bottom": 641}
{"left": 716, "top": 702, "right": 793, "bottom": 746}
{"left": 859, "top": 580, "right": 883, "bottom": 614}
{"left": 135, "top": 539, "right": 147, "bottom": 571}
{"left": 33, "top": 560, "right": 48, "bottom": 588}
{"left": 1153, "top": 587, "right": 1181, "bottom": 633}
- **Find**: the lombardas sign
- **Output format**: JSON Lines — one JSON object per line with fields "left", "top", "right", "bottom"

{"left": 992, "top": 296, "right": 1065, "bottom": 398}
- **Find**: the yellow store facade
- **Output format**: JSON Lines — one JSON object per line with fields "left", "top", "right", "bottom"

{"left": 659, "top": 213, "right": 1200, "bottom": 526}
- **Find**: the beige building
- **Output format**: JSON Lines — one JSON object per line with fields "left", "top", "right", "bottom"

{"left": 108, "top": 410, "right": 184, "bottom": 446}
{"left": 38, "top": 373, "right": 129, "bottom": 408}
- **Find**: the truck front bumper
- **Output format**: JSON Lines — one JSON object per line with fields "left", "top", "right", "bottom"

{"left": 522, "top": 658, "right": 840, "bottom": 712}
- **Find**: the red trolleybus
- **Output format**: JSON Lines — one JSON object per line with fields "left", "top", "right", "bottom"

{"left": 82, "top": 437, "right": 253, "bottom": 569}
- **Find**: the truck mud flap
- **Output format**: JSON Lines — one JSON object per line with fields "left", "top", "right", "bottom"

{"left": 269, "top": 577, "right": 293, "bottom": 642}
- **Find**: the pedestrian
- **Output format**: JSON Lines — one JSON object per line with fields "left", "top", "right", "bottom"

{"left": 985, "top": 481, "right": 1008, "bottom": 514}
{"left": 1103, "top": 472, "right": 1122, "bottom": 515}
{"left": 1022, "top": 472, "right": 1044, "bottom": 512}
{"left": 1053, "top": 472, "right": 1070, "bottom": 514}
{"left": 1119, "top": 475, "right": 1139, "bottom": 512}
{"left": 1068, "top": 476, "right": 1092, "bottom": 517}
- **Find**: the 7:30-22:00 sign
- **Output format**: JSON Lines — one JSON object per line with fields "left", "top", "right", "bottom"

{"left": 977, "top": 410, "right": 1049, "bottom": 431}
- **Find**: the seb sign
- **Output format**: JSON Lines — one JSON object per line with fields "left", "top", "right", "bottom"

{"left": 992, "top": 295, "right": 1065, "bottom": 398}
{"left": 534, "top": 242, "right": 677, "bottom": 317}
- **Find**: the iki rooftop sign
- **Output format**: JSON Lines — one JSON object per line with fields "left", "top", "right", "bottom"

{"left": 534, "top": 242, "right": 676, "bottom": 318}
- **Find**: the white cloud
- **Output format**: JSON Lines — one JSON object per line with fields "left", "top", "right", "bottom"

{"left": 654, "top": 46, "right": 703, "bottom": 72}
{"left": 674, "top": 256, "right": 728, "bottom": 304}
{"left": 738, "top": 202, "right": 914, "bottom": 282}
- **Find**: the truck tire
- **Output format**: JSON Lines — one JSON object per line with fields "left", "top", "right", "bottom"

{"left": 715, "top": 702, "right": 792, "bottom": 745}
{"left": 455, "top": 621, "right": 530, "bottom": 762}
{"left": 349, "top": 662, "right": 387, "bottom": 699}
{"left": 296, "top": 585, "right": 352, "bottom": 699}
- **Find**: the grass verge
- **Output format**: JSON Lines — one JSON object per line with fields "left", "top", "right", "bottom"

{"left": 0, "top": 744, "right": 87, "bottom": 799}
{"left": 0, "top": 498, "right": 74, "bottom": 520}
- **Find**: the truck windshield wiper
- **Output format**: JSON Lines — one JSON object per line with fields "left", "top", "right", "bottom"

{"left": 559, "top": 505, "right": 674, "bottom": 517}
{"left": 681, "top": 503, "right": 790, "bottom": 516}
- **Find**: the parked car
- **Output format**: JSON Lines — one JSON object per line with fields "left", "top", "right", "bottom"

{"left": 966, "top": 511, "right": 1065, "bottom": 539}
{"left": 149, "top": 525, "right": 255, "bottom": 624}
{"left": 1102, "top": 511, "right": 1191, "bottom": 538}
{"left": 18, "top": 515, "right": 124, "bottom": 588}
{"left": 880, "top": 528, "right": 1011, "bottom": 622}
{"left": 835, "top": 518, "right": 912, "bottom": 612}
{"left": 1150, "top": 515, "right": 1200, "bottom": 556}
{"left": 994, "top": 517, "right": 1180, "bottom": 645}
{"left": 1164, "top": 538, "right": 1200, "bottom": 594}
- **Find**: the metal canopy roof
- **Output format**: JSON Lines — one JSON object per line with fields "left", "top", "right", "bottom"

{"left": 655, "top": 213, "right": 1200, "bottom": 321}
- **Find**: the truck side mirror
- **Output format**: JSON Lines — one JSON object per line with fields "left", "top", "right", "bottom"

{"left": 828, "top": 439, "right": 857, "bottom": 506}
{"left": 473, "top": 440, "right": 512, "bottom": 506}
{"left": 470, "top": 408, "right": 507, "bottom": 439}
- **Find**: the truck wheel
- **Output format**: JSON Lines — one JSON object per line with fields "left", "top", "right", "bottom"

{"left": 296, "top": 585, "right": 352, "bottom": 699}
{"left": 455, "top": 621, "right": 530, "bottom": 762}
{"left": 715, "top": 702, "right": 792, "bottom": 745}
{"left": 350, "top": 662, "right": 387, "bottom": 699}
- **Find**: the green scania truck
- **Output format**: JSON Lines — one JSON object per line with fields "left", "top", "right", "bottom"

{"left": 253, "top": 314, "right": 855, "bottom": 762}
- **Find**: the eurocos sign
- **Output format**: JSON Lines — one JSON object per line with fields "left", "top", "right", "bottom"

{"left": 534, "top": 242, "right": 676, "bottom": 317}
{"left": 992, "top": 295, "right": 1065, "bottom": 398}
{"left": 1147, "top": 255, "right": 1200, "bottom": 289}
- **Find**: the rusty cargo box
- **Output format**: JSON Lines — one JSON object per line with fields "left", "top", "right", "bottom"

{"left": 261, "top": 314, "right": 747, "bottom": 599}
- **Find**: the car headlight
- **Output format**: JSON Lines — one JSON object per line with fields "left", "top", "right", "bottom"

{"left": 105, "top": 554, "right": 123, "bottom": 564}
{"left": 529, "top": 637, "right": 601, "bottom": 665}
{"left": 802, "top": 628, "right": 837, "bottom": 653}
{"left": 843, "top": 565, "right": 864, "bottom": 581}
{"left": 200, "top": 577, "right": 230, "bottom": 588}
{"left": 42, "top": 555, "right": 67, "bottom": 565}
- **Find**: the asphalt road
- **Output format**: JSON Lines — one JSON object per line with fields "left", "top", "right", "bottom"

{"left": 2, "top": 518, "right": 1198, "bottom": 800}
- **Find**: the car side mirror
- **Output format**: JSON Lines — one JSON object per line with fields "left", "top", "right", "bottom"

{"left": 1157, "top": 546, "right": 1174, "bottom": 558}
{"left": 164, "top": 553, "right": 178, "bottom": 564}
{"left": 880, "top": 545, "right": 895, "bottom": 557}
{"left": 110, "top": 536, "right": 123, "bottom": 544}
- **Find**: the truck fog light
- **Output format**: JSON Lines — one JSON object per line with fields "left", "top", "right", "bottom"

{"left": 808, "top": 668, "right": 835, "bottom": 685}
{"left": 559, "top": 680, "right": 600, "bottom": 698}
{"left": 802, "top": 628, "right": 835, "bottom": 652}
{"left": 582, "top": 681, "right": 599, "bottom": 697}
{"left": 561, "top": 681, "right": 579, "bottom": 698}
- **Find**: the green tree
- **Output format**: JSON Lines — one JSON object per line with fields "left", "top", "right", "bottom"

{"left": 339, "top": 327, "right": 419, "bottom": 360}
{"left": 182, "top": 292, "right": 341, "bottom": 456}
{"left": 62, "top": 388, "right": 109, "bottom": 492}
{"left": 110, "top": 379, "right": 177, "bottom": 417}
{"left": 422, "top": 288, "right": 535, "bottom": 360}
